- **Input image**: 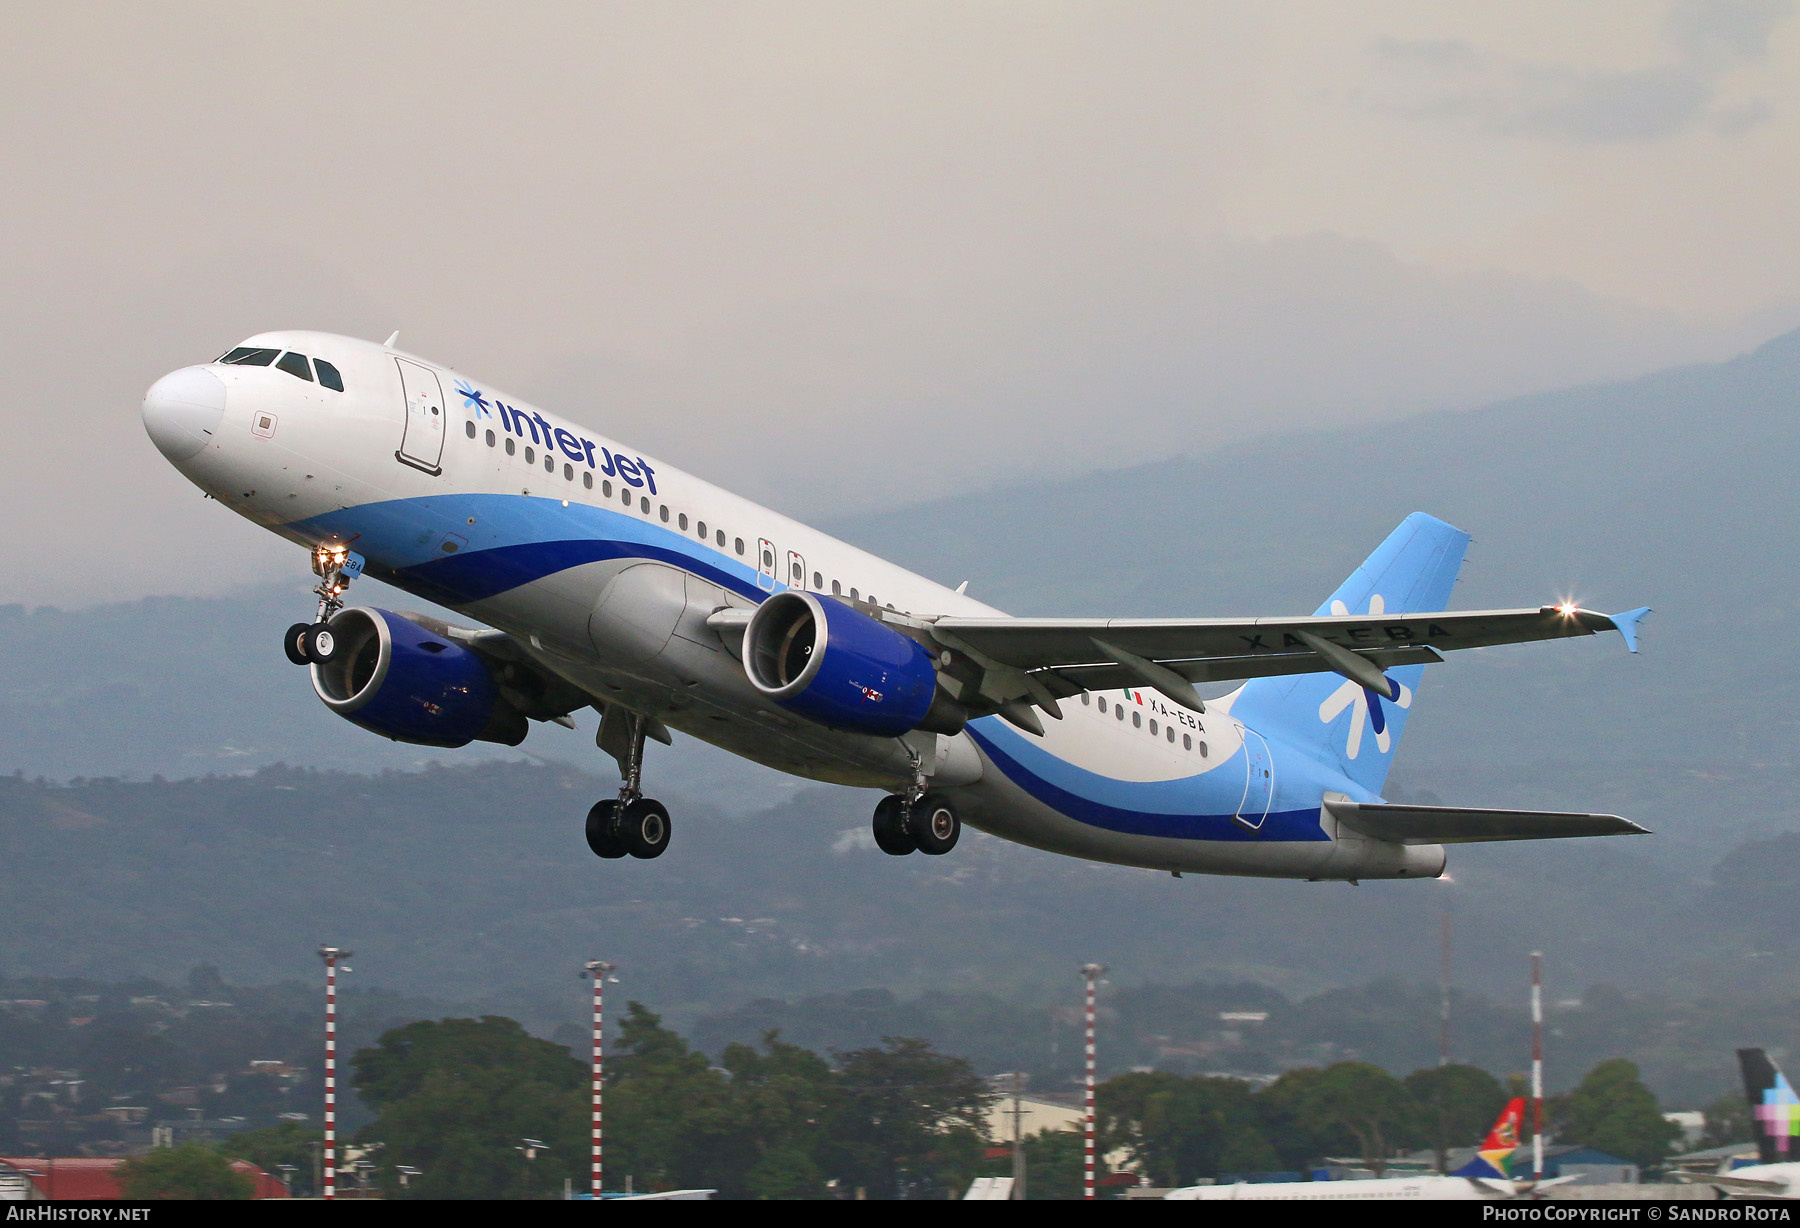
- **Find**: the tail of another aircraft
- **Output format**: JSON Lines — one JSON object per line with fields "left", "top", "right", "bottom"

{"left": 1451, "top": 1097, "right": 1526, "bottom": 1179}
{"left": 1228, "top": 512, "right": 1470, "bottom": 796}
{"left": 1741, "top": 1048, "right": 1800, "bottom": 1164}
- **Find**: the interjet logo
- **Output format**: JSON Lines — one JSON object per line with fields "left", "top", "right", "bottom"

{"left": 1318, "top": 594, "right": 1413, "bottom": 760}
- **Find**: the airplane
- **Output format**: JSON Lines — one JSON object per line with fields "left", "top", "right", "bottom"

{"left": 1165, "top": 1097, "right": 1569, "bottom": 1199}
{"left": 1673, "top": 1049, "right": 1800, "bottom": 1198}
{"left": 140, "top": 330, "right": 1651, "bottom": 877}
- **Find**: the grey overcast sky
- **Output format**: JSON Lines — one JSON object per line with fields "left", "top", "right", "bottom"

{"left": 8, "top": 1, "right": 1800, "bottom": 605}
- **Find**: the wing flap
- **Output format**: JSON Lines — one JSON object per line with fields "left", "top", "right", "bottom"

{"left": 1327, "top": 800, "right": 1650, "bottom": 844}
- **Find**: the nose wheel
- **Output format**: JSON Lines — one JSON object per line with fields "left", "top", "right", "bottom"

{"left": 283, "top": 542, "right": 358, "bottom": 666}
{"left": 585, "top": 710, "right": 673, "bottom": 861}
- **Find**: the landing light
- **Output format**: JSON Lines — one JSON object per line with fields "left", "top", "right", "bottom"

{"left": 1555, "top": 602, "right": 1578, "bottom": 617}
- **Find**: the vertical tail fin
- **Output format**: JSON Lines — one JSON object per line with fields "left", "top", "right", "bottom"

{"left": 1227, "top": 513, "right": 1471, "bottom": 796}
{"left": 1451, "top": 1097, "right": 1525, "bottom": 1178}
{"left": 1740, "top": 1048, "right": 1799, "bottom": 1164}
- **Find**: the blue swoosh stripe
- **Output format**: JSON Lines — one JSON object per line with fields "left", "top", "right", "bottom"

{"left": 966, "top": 722, "right": 1326, "bottom": 843}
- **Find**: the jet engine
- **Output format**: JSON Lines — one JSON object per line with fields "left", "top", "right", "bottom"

{"left": 741, "top": 591, "right": 964, "bottom": 736}
{"left": 310, "top": 607, "right": 528, "bottom": 747}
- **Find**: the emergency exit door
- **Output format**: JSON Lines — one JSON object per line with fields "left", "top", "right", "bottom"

{"left": 395, "top": 358, "right": 446, "bottom": 474}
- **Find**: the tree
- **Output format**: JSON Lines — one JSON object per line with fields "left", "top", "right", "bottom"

{"left": 352, "top": 1016, "right": 587, "bottom": 1199}
{"left": 219, "top": 1122, "right": 322, "bottom": 1196}
{"left": 821, "top": 1037, "right": 993, "bottom": 1199}
{"left": 1021, "top": 1129, "right": 1085, "bottom": 1200}
{"left": 1701, "top": 1091, "right": 1752, "bottom": 1149}
{"left": 1559, "top": 1059, "right": 1680, "bottom": 1169}
{"left": 1299, "top": 1062, "right": 1420, "bottom": 1176}
{"left": 1404, "top": 1064, "right": 1508, "bottom": 1174}
{"left": 607, "top": 1002, "right": 742, "bottom": 1194}
{"left": 1101, "top": 1071, "right": 1275, "bottom": 1186}
{"left": 116, "top": 1146, "right": 253, "bottom": 1199}
{"left": 720, "top": 1031, "right": 838, "bottom": 1199}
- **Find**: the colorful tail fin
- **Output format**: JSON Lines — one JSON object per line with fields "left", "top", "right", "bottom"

{"left": 1451, "top": 1097, "right": 1525, "bottom": 1179}
{"left": 1227, "top": 512, "right": 1470, "bottom": 796}
{"left": 1740, "top": 1048, "right": 1799, "bottom": 1164}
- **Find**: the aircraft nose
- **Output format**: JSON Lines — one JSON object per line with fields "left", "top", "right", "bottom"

{"left": 142, "top": 366, "right": 227, "bottom": 462}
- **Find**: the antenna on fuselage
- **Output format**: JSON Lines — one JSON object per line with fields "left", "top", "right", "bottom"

{"left": 382, "top": 330, "right": 400, "bottom": 348}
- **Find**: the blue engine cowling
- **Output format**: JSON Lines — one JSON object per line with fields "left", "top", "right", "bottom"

{"left": 310, "top": 608, "right": 526, "bottom": 748}
{"left": 742, "top": 591, "right": 959, "bottom": 736}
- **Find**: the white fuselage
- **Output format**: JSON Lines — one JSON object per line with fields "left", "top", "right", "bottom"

{"left": 141, "top": 330, "right": 1445, "bottom": 880}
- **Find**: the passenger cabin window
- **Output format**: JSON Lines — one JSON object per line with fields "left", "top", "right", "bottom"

{"left": 217, "top": 347, "right": 279, "bottom": 366}
{"left": 465, "top": 421, "right": 477, "bottom": 439}
{"left": 831, "top": 580, "right": 841, "bottom": 595}
{"left": 735, "top": 538, "right": 745, "bottom": 556}
{"left": 715, "top": 529, "right": 725, "bottom": 547}
{"left": 813, "top": 571, "right": 822, "bottom": 589}
{"left": 660, "top": 505, "right": 670, "bottom": 523}
{"left": 679, "top": 513, "right": 688, "bottom": 531}
{"left": 315, "top": 358, "right": 345, "bottom": 392}
{"left": 485, "top": 429, "right": 496, "bottom": 446}
{"left": 505, "top": 438, "right": 515, "bottom": 455}
{"left": 275, "top": 352, "right": 313, "bottom": 382}
{"left": 564, "top": 463, "right": 574, "bottom": 480}
{"left": 583, "top": 471, "right": 593, "bottom": 489}
{"left": 525, "top": 446, "right": 535, "bottom": 464}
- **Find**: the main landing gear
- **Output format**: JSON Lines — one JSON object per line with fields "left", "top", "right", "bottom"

{"left": 586, "top": 709, "right": 672, "bottom": 861}
{"left": 283, "top": 543, "right": 356, "bottom": 666}
{"left": 871, "top": 792, "right": 961, "bottom": 857}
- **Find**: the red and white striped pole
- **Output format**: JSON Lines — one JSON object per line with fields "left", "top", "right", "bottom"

{"left": 319, "top": 945, "right": 351, "bottom": 1201}
{"left": 1531, "top": 951, "right": 1544, "bottom": 1183}
{"left": 584, "top": 960, "right": 616, "bottom": 1199}
{"left": 1081, "top": 963, "right": 1106, "bottom": 1201}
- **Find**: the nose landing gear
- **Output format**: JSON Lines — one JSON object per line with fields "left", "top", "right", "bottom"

{"left": 283, "top": 543, "right": 359, "bottom": 666}
{"left": 585, "top": 709, "right": 673, "bottom": 861}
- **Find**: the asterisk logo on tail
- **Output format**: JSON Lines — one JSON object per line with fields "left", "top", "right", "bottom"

{"left": 1317, "top": 594, "right": 1413, "bottom": 759}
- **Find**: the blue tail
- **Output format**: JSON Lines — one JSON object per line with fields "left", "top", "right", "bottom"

{"left": 1228, "top": 513, "right": 1470, "bottom": 797}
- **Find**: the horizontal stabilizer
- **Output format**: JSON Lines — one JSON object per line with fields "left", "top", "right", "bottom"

{"left": 1326, "top": 799, "right": 1650, "bottom": 844}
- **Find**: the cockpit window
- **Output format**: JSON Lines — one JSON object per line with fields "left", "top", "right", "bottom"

{"left": 275, "top": 351, "right": 314, "bottom": 382}
{"left": 315, "top": 358, "right": 344, "bottom": 392}
{"left": 217, "top": 347, "right": 279, "bottom": 366}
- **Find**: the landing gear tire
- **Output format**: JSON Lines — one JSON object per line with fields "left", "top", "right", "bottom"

{"left": 618, "top": 798, "right": 671, "bottom": 859}
{"left": 585, "top": 800, "right": 627, "bottom": 859}
{"left": 283, "top": 623, "right": 312, "bottom": 666}
{"left": 908, "top": 794, "right": 960, "bottom": 856}
{"left": 872, "top": 795, "right": 917, "bottom": 856}
{"left": 301, "top": 623, "right": 340, "bottom": 665}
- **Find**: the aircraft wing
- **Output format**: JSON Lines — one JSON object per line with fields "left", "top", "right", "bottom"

{"left": 925, "top": 604, "right": 1648, "bottom": 719}
{"left": 1693, "top": 1173, "right": 1792, "bottom": 1196}
{"left": 1326, "top": 800, "right": 1650, "bottom": 844}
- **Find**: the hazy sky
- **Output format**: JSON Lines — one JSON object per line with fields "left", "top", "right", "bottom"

{"left": 8, "top": 1, "right": 1800, "bottom": 605}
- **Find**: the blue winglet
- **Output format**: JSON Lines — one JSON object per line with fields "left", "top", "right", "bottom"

{"left": 1609, "top": 606, "right": 1651, "bottom": 653}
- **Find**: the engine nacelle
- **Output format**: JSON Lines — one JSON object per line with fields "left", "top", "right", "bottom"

{"left": 742, "top": 591, "right": 963, "bottom": 736}
{"left": 310, "top": 608, "right": 527, "bottom": 748}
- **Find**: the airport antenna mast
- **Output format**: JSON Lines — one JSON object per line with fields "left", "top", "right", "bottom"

{"left": 582, "top": 960, "right": 616, "bottom": 1199}
{"left": 1531, "top": 951, "right": 1544, "bottom": 1183}
{"left": 1439, "top": 907, "right": 1452, "bottom": 1066}
{"left": 1081, "top": 963, "right": 1107, "bottom": 1201}
{"left": 318, "top": 945, "right": 352, "bottom": 1201}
